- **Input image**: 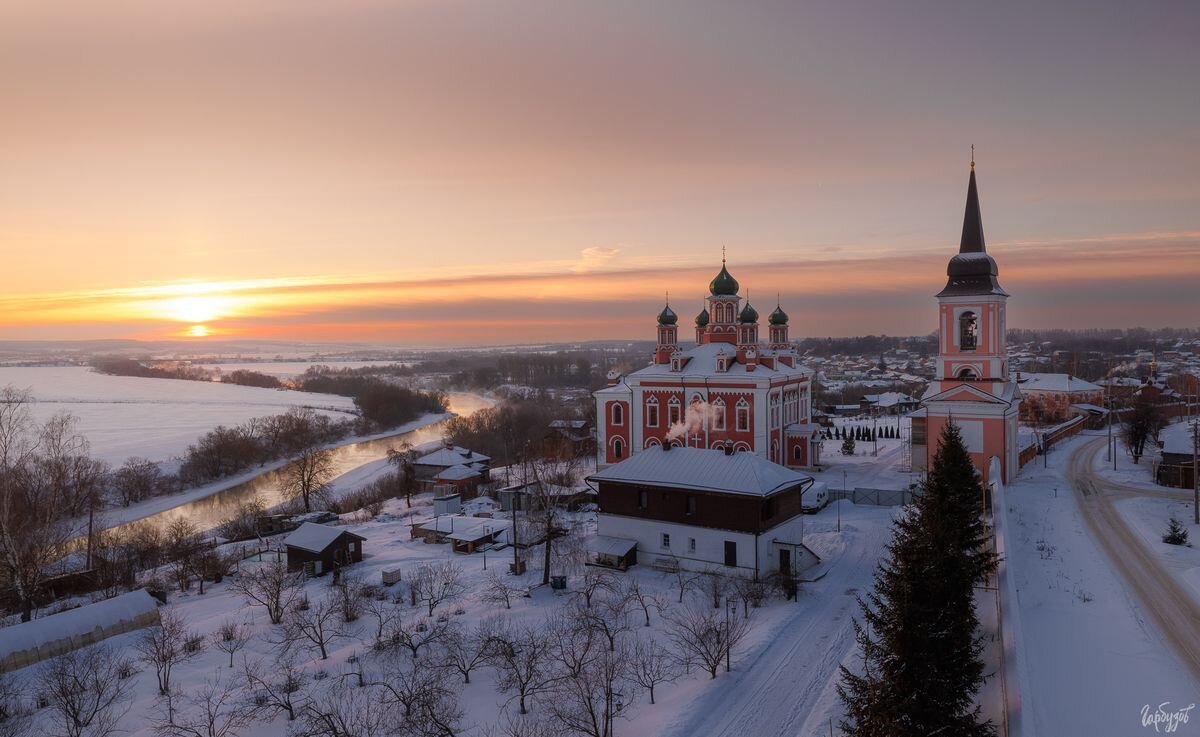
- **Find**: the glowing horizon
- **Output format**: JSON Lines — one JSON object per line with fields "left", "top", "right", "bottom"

{"left": 1, "top": 1, "right": 1197, "bottom": 345}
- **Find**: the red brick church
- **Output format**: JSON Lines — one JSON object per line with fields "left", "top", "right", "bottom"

{"left": 595, "top": 260, "right": 821, "bottom": 470}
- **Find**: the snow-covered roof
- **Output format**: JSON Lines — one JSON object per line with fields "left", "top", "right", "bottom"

{"left": 589, "top": 446, "right": 812, "bottom": 496}
{"left": 870, "top": 391, "right": 918, "bottom": 407}
{"left": 1161, "top": 423, "right": 1196, "bottom": 456}
{"left": 1017, "top": 373, "right": 1102, "bottom": 393}
{"left": 626, "top": 342, "right": 812, "bottom": 381}
{"left": 417, "top": 515, "right": 511, "bottom": 542}
{"left": 587, "top": 535, "right": 638, "bottom": 557}
{"left": 0, "top": 589, "right": 159, "bottom": 668}
{"left": 284, "top": 522, "right": 364, "bottom": 553}
{"left": 417, "top": 446, "right": 491, "bottom": 467}
{"left": 435, "top": 464, "right": 482, "bottom": 481}
{"left": 785, "top": 422, "right": 822, "bottom": 436}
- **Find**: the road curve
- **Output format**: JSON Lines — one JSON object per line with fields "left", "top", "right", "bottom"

{"left": 1067, "top": 437, "right": 1200, "bottom": 683}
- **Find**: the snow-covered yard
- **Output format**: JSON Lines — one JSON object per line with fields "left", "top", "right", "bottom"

{"left": 4, "top": 497, "right": 894, "bottom": 737}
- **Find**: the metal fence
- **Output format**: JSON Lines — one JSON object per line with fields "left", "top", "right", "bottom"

{"left": 829, "top": 486, "right": 922, "bottom": 507}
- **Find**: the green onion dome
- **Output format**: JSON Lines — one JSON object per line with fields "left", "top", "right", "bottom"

{"left": 768, "top": 304, "right": 789, "bottom": 326}
{"left": 695, "top": 307, "right": 710, "bottom": 327}
{"left": 708, "top": 262, "right": 740, "bottom": 296}
{"left": 657, "top": 303, "right": 678, "bottom": 326}
{"left": 738, "top": 301, "right": 759, "bottom": 324}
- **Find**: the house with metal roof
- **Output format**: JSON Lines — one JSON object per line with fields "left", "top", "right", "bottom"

{"left": 587, "top": 446, "right": 822, "bottom": 578}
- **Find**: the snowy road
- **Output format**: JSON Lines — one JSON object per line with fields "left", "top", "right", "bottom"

{"left": 661, "top": 507, "right": 892, "bottom": 737}
{"left": 1068, "top": 437, "right": 1200, "bottom": 683}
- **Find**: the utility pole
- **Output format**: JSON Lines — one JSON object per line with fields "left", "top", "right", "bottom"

{"left": 1192, "top": 420, "right": 1199, "bottom": 526}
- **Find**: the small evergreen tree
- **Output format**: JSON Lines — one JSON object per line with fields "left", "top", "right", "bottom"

{"left": 1163, "top": 517, "right": 1190, "bottom": 546}
{"left": 841, "top": 435, "right": 856, "bottom": 456}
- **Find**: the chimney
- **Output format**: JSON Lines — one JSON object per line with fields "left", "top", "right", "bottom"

{"left": 662, "top": 442, "right": 671, "bottom": 452}
{"left": 723, "top": 446, "right": 734, "bottom": 456}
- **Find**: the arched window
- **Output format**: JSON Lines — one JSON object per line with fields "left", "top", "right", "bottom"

{"left": 668, "top": 396, "right": 682, "bottom": 427}
{"left": 735, "top": 398, "right": 750, "bottom": 432}
{"left": 959, "top": 311, "right": 978, "bottom": 351}
{"left": 956, "top": 366, "right": 978, "bottom": 380}
{"left": 611, "top": 403, "right": 624, "bottom": 426}
{"left": 793, "top": 444, "right": 804, "bottom": 461}
{"left": 711, "top": 398, "right": 726, "bottom": 431}
{"left": 645, "top": 396, "right": 659, "bottom": 427}
{"left": 613, "top": 438, "right": 624, "bottom": 459}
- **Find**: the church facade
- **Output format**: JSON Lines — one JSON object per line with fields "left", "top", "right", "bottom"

{"left": 911, "top": 162, "right": 1022, "bottom": 483}
{"left": 594, "top": 261, "right": 821, "bottom": 471}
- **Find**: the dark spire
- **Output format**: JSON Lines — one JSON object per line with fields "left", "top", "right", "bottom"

{"left": 959, "top": 156, "right": 986, "bottom": 253}
{"left": 938, "top": 156, "right": 1007, "bottom": 297}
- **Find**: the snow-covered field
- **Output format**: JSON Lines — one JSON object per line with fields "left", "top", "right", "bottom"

{"left": 202, "top": 361, "right": 414, "bottom": 378}
{"left": 1004, "top": 434, "right": 1200, "bottom": 737}
{"left": 0, "top": 366, "right": 357, "bottom": 465}
{"left": 5, "top": 498, "right": 894, "bottom": 737}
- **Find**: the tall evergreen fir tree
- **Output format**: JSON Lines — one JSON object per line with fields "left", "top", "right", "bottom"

{"left": 838, "top": 421, "right": 997, "bottom": 737}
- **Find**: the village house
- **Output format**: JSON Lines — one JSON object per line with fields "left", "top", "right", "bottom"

{"left": 542, "top": 419, "right": 595, "bottom": 459}
{"left": 587, "top": 446, "right": 822, "bottom": 579}
{"left": 1016, "top": 372, "right": 1104, "bottom": 424}
{"left": 284, "top": 522, "right": 366, "bottom": 577}
{"left": 1155, "top": 422, "right": 1198, "bottom": 490}
{"left": 413, "top": 443, "right": 491, "bottom": 484}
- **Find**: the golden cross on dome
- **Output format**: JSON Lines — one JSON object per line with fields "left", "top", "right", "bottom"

{"left": 970, "top": 144, "right": 975, "bottom": 169}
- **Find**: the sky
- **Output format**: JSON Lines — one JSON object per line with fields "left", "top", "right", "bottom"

{"left": 1, "top": 0, "right": 1198, "bottom": 345}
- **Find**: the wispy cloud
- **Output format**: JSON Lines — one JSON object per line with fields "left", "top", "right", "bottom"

{"left": 571, "top": 247, "right": 622, "bottom": 273}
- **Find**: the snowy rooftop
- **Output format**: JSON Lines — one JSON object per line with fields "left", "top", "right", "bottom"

{"left": 1160, "top": 422, "right": 1196, "bottom": 456}
{"left": 435, "top": 464, "right": 482, "bottom": 481}
{"left": 626, "top": 342, "right": 812, "bottom": 381}
{"left": 589, "top": 446, "right": 812, "bottom": 496}
{"left": 284, "top": 522, "right": 364, "bottom": 553}
{"left": 1017, "top": 373, "right": 1102, "bottom": 393}
{"left": 417, "top": 446, "right": 492, "bottom": 466}
{"left": 416, "top": 515, "right": 511, "bottom": 542}
{"left": 0, "top": 589, "right": 159, "bottom": 665}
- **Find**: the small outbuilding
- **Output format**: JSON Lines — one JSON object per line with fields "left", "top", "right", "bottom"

{"left": 284, "top": 522, "right": 366, "bottom": 576}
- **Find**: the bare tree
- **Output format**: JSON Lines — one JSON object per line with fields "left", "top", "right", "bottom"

{"left": 0, "top": 389, "right": 80, "bottom": 621}
{"left": 37, "top": 646, "right": 134, "bottom": 737}
{"left": 211, "top": 620, "right": 250, "bottom": 668}
{"left": 244, "top": 657, "right": 307, "bottom": 723}
{"left": 1123, "top": 393, "right": 1167, "bottom": 464}
{"left": 282, "top": 446, "right": 336, "bottom": 512}
{"left": 699, "top": 567, "right": 729, "bottom": 609}
{"left": 410, "top": 561, "right": 466, "bottom": 617}
{"left": 152, "top": 673, "right": 254, "bottom": 737}
{"left": 481, "top": 569, "right": 521, "bottom": 610}
{"left": 0, "top": 672, "right": 32, "bottom": 737}
{"left": 281, "top": 592, "right": 347, "bottom": 661}
{"left": 665, "top": 561, "right": 697, "bottom": 604}
{"left": 489, "top": 621, "right": 558, "bottom": 715}
{"left": 627, "top": 637, "right": 679, "bottom": 705}
{"left": 576, "top": 570, "right": 614, "bottom": 608}
{"left": 664, "top": 601, "right": 750, "bottom": 679}
{"left": 386, "top": 615, "right": 452, "bottom": 660}
{"left": 441, "top": 622, "right": 494, "bottom": 684}
{"left": 731, "top": 573, "right": 770, "bottom": 616}
{"left": 622, "top": 578, "right": 664, "bottom": 627}
{"left": 138, "top": 609, "right": 201, "bottom": 698}
{"left": 164, "top": 517, "right": 204, "bottom": 593}
{"left": 333, "top": 574, "right": 368, "bottom": 623}
{"left": 231, "top": 559, "right": 303, "bottom": 624}
{"left": 294, "top": 686, "right": 396, "bottom": 737}
{"left": 363, "top": 595, "right": 401, "bottom": 643}
{"left": 524, "top": 456, "right": 578, "bottom": 586}
{"left": 368, "top": 656, "right": 462, "bottom": 736}
{"left": 575, "top": 594, "right": 632, "bottom": 652}
{"left": 386, "top": 444, "right": 418, "bottom": 509}
{"left": 544, "top": 641, "right": 630, "bottom": 737}
{"left": 112, "top": 457, "right": 163, "bottom": 507}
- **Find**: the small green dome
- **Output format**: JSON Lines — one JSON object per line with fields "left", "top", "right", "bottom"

{"left": 709, "top": 262, "right": 740, "bottom": 296}
{"left": 768, "top": 304, "right": 789, "bottom": 326}
{"left": 657, "top": 303, "right": 678, "bottom": 326}
{"left": 738, "top": 301, "right": 759, "bottom": 324}
{"left": 695, "top": 307, "right": 710, "bottom": 327}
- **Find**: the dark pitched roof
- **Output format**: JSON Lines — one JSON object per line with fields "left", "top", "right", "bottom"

{"left": 960, "top": 167, "right": 985, "bottom": 253}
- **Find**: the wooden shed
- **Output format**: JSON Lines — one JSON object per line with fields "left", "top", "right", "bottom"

{"left": 284, "top": 522, "right": 366, "bottom": 576}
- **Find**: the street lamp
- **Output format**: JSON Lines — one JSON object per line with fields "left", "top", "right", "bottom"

{"left": 724, "top": 596, "right": 736, "bottom": 673}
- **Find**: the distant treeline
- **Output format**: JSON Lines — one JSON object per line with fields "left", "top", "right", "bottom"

{"left": 796, "top": 335, "right": 937, "bottom": 359}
